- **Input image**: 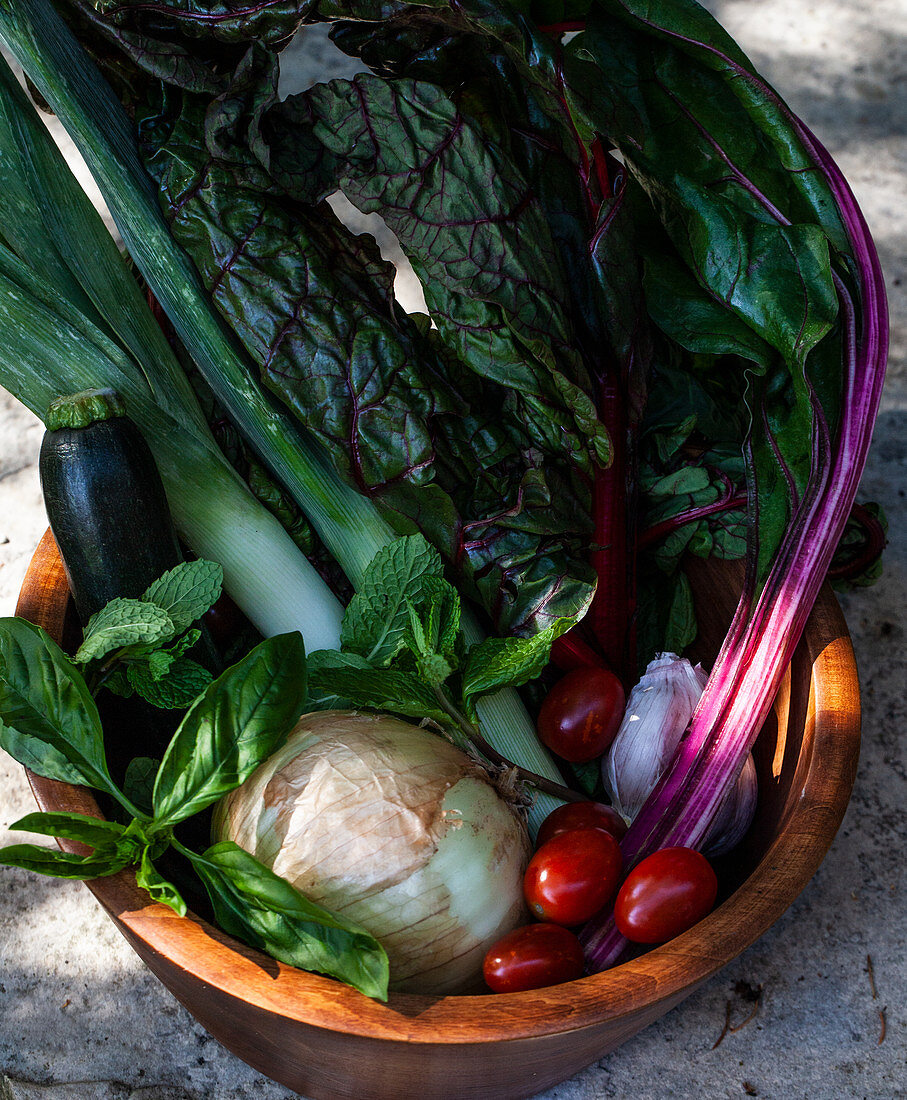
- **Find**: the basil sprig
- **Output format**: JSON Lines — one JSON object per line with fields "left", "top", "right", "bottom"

{"left": 0, "top": 607, "right": 389, "bottom": 1001}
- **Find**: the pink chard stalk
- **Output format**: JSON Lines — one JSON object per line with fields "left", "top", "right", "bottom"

{"left": 581, "top": 51, "right": 889, "bottom": 966}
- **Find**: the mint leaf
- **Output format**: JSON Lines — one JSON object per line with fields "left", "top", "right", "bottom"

{"left": 128, "top": 658, "right": 212, "bottom": 709}
{"left": 341, "top": 536, "right": 445, "bottom": 666}
{"left": 75, "top": 599, "right": 174, "bottom": 665}
{"left": 305, "top": 649, "right": 373, "bottom": 710}
{"left": 307, "top": 664, "right": 450, "bottom": 727}
{"left": 124, "top": 756, "right": 160, "bottom": 816}
{"left": 103, "top": 667, "right": 134, "bottom": 699}
{"left": 461, "top": 617, "right": 576, "bottom": 715}
{"left": 143, "top": 560, "right": 223, "bottom": 634}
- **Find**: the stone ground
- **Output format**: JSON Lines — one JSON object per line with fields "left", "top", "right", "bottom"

{"left": 0, "top": 1, "right": 904, "bottom": 1097}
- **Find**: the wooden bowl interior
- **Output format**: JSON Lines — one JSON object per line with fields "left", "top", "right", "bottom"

{"left": 14, "top": 529, "right": 861, "bottom": 1100}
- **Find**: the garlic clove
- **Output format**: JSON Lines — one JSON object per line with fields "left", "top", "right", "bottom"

{"left": 602, "top": 653, "right": 707, "bottom": 821}
{"left": 702, "top": 752, "right": 758, "bottom": 857}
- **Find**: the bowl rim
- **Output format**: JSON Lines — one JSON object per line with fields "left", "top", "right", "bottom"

{"left": 18, "top": 528, "right": 861, "bottom": 1045}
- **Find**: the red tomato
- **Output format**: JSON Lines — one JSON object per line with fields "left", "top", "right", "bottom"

{"left": 524, "top": 827, "right": 623, "bottom": 926}
{"left": 483, "top": 923, "right": 585, "bottom": 993}
{"left": 614, "top": 847, "right": 718, "bottom": 944}
{"left": 536, "top": 667, "right": 626, "bottom": 762}
{"left": 536, "top": 801, "right": 627, "bottom": 848}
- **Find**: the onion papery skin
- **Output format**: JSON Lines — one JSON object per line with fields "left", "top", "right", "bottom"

{"left": 213, "top": 711, "right": 531, "bottom": 994}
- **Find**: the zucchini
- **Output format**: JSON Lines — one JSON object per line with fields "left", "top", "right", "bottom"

{"left": 39, "top": 387, "right": 183, "bottom": 623}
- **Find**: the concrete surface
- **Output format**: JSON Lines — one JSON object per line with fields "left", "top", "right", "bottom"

{"left": 1, "top": 2, "right": 905, "bottom": 1097}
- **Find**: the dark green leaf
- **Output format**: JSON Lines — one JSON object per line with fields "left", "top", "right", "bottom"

{"left": 461, "top": 617, "right": 575, "bottom": 713}
{"left": 187, "top": 841, "right": 389, "bottom": 1001}
{"left": 308, "top": 664, "right": 450, "bottom": 728}
{"left": 123, "top": 756, "right": 160, "bottom": 816}
{"left": 0, "top": 617, "right": 114, "bottom": 794}
{"left": 304, "top": 649, "right": 373, "bottom": 711}
{"left": 152, "top": 633, "right": 307, "bottom": 826}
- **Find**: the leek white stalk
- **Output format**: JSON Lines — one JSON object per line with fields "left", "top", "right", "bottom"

{"left": 214, "top": 711, "right": 531, "bottom": 994}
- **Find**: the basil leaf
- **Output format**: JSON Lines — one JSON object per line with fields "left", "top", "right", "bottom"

{"left": 0, "top": 843, "right": 130, "bottom": 879}
{"left": 187, "top": 842, "right": 389, "bottom": 1001}
{"left": 152, "top": 633, "right": 307, "bottom": 827}
{"left": 135, "top": 849, "right": 187, "bottom": 916}
{"left": 341, "top": 535, "right": 445, "bottom": 665}
{"left": 0, "top": 618, "right": 114, "bottom": 794}
{"left": 7, "top": 811, "right": 125, "bottom": 850}
{"left": 0, "top": 720, "right": 88, "bottom": 787}
{"left": 142, "top": 560, "right": 223, "bottom": 634}
{"left": 461, "top": 617, "right": 576, "bottom": 714}
{"left": 75, "top": 598, "right": 175, "bottom": 665}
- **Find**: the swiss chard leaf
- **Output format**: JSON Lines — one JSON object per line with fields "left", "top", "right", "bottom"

{"left": 135, "top": 50, "right": 597, "bottom": 635}
{"left": 187, "top": 841, "right": 390, "bottom": 1001}
{"left": 152, "top": 633, "right": 307, "bottom": 826}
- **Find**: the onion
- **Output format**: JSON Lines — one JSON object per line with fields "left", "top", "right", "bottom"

{"left": 213, "top": 711, "right": 531, "bottom": 994}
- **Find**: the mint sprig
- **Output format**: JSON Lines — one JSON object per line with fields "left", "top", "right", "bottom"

{"left": 76, "top": 560, "right": 223, "bottom": 709}
{"left": 309, "top": 535, "right": 578, "bottom": 798}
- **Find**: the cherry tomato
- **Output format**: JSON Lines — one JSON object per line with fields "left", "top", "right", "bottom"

{"left": 536, "top": 801, "right": 627, "bottom": 848}
{"left": 524, "top": 827, "right": 623, "bottom": 926}
{"left": 614, "top": 847, "right": 718, "bottom": 944}
{"left": 536, "top": 667, "right": 626, "bottom": 762}
{"left": 483, "top": 923, "right": 585, "bottom": 993}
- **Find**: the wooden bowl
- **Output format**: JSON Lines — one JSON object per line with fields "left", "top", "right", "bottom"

{"left": 16, "top": 529, "right": 861, "bottom": 1100}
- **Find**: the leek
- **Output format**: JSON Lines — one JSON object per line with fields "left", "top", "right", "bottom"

{"left": 0, "top": 3, "right": 564, "bottom": 829}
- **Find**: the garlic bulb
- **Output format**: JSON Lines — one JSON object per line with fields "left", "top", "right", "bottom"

{"left": 603, "top": 653, "right": 757, "bottom": 853}
{"left": 213, "top": 711, "right": 531, "bottom": 995}
{"left": 702, "top": 751, "right": 758, "bottom": 858}
{"left": 603, "top": 653, "right": 708, "bottom": 821}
